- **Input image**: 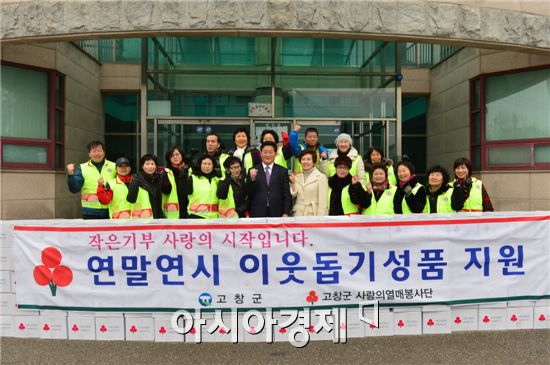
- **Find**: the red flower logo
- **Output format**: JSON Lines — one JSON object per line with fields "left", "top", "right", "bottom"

{"left": 33, "top": 247, "right": 73, "bottom": 296}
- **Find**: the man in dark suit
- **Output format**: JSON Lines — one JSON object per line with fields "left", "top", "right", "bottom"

{"left": 246, "top": 141, "right": 292, "bottom": 217}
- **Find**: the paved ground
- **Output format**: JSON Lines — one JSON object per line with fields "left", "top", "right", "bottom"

{"left": 1, "top": 330, "right": 549, "bottom": 364}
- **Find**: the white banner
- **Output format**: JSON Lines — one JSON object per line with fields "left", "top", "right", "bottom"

{"left": 13, "top": 212, "right": 550, "bottom": 311}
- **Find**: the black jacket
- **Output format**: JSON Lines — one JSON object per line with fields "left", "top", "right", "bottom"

{"left": 127, "top": 171, "right": 172, "bottom": 218}
{"left": 427, "top": 184, "right": 465, "bottom": 213}
{"left": 166, "top": 165, "right": 189, "bottom": 218}
{"left": 246, "top": 163, "right": 291, "bottom": 217}
{"left": 394, "top": 177, "right": 427, "bottom": 214}
{"left": 217, "top": 175, "right": 248, "bottom": 217}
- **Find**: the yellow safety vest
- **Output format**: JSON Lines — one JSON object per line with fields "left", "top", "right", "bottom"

{"left": 162, "top": 169, "right": 180, "bottom": 219}
{"left": 363, "top": 185, "right": 397, "bottom": 215}
{"left": 328, "top": 185, "right": 360, "bottom": 215}
{"left": 424, "top": 188, "right": 456, "bottom": 214}
{"left": 106, "top": 176, "right": 133, "bottom": 219}
{"left": 387, "top": 166, "right": 397, "bottom": 186}
{"left": 218, "top": 183, "right": 239, "bottom": 218}
{"left": 131, "top": 187, "right": 154, "bottom": 219}
{"left": 188, "top": 175, "right": 219, "bottom": 219}
{"left": 460, "top": 177, "right": 483, "bottom": 212}
{"left": 80, "top": 160, "right": 116, "bottom": 210}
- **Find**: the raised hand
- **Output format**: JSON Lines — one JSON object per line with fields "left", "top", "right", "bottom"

{"left": 249, "top": 168, "right": 258, "bottom": 181}
{"left": 66, "top": 163, "right": 76, "bottom": 175}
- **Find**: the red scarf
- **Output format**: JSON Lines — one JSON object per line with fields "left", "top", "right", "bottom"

{"left": 399, "top": 174, "right": 416, "bottom": 188}
{"left": 372, "top": 180, "right": 388, "bottom": 192}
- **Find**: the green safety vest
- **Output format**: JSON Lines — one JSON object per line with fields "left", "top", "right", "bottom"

{"left": 401, "top": 183, "right": 423, "bottom": 214}
{"left": 218, "top": 183, "right": 239, "bottom": 218}
{"left": 327, "top": 157, "right": 360, "bottom": 179}
{"left": 363, "top": 185, "right": 397, "bottom": 215}
{"left": 456, "top": 177, "right": 483, "bottom": 212}
{"left": 80, "top": 160, "right": 116, "bottom": 210}
{"left": 162, "top": 169, "right": 180, "bottom": 219}
{"left": 328, "top": 185, "right": 360, "bottom": 215}
{"left": 131, "top": 187, "right": 154, "bottom": 219}
{"left": 188, "top": 175, "right": 219, "bottom": 219}
{"left": 106, "top": 176, "right": 133, "bottom": 219}
{"left": 424, "top": 188, "right": 456, "bottom": 214}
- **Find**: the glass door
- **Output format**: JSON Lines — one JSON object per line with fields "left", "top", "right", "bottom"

{"left": 154, "top": 119, "right": 250, "bottom": 163}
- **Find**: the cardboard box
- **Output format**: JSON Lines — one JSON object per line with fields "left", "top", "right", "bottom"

{"left": 338, "top": 308, "right": 366, "bottom": 339}
{"left": 125, "top": 317, "right": 154, "bottom": 341}
{"left": 273, "top": 310, "right": 306, "bottom": 343}
{"left": 393, "top": 309, "right": 422, "bottom": 336}
{"left": 0, "top": 315, "right": 14, "bottom": 337}
{"left": 422, "top": 308, "right": 452, "bottom": 334}
{"left": 478, "top": 308, "right": 507, "bottom": 331}
{"left": 364, "top": 309, "right": 394, "bottom": 337}
{"left": 0, "top": 271, "right": 11, "bottom": 293}
{"left": 95, "top": 316, "right": 125, "bottom": 341}
{"left": 533, "top": 306, "right": 550, "bottom": 330}
{"left": 67, "top": 316, "right": 96, "bottom": 340}
{"left": 451, "top": 306, "right": 478, "bottom": 332}
{"left": 40, "top": 314, "right": 68, "bottom": 339}
{"left": 506, "top": 306, "right": 534, "bottom": 330}
{"left": 241, "top": 312, "right": 266, "bottom": 343}
{"left": 153, "top": 316, "right": 184, "bottom": 342}
{"left": 12, "top": 315, "right": 40, "bottom": 338}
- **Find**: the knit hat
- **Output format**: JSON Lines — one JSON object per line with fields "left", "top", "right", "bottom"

{"left": 334, "top": 155, "right": 352, "bottom": 169}
{"left": 335, "top": 133, "right": 353, "bottom": 147}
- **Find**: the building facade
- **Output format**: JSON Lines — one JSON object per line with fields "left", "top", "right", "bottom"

{"left": 1, "top": 0, "right": 549, "bottom": 219}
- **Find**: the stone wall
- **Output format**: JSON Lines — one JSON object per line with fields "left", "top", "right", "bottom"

{"left": 1, "top": 1, "right": 549, "bottom": 53}
{"left": 1, "top": 42, "right": 102, "bottom": 219}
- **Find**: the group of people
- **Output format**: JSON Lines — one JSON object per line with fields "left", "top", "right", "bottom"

{"left": 67, "top": 126, "right": 493, "bottom": 220}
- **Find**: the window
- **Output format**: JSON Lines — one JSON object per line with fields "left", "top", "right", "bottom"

{"left": 471, "top": 65, "right": 550, "bottom": 170}
{"left": 1, "top": 61, "right": 65, "bottom": 169}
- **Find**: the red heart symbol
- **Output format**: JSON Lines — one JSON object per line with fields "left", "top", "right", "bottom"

{"left": 278, "top": 327, "right": 287, "bottom": 333}
{"left": 130, "top": 325, "right": 138, "bottom": 333}
{"left": 309, "top": 290, "right": 316, "bottom": 296}
{"left": 397, "top": 320, "right": 405, "bottom": 327}
{"left": 249, "top": 326, "right": 256, "bottom": 334}
{"left": 18, "top": 323, "right": 26, "bottom": 330}
{"left": 43, "top": 324, "right": 50, "bottom": 331}
{"left": 339, "top": 323, "right": 346, "bottom": 329}
{"left": 312, "top": 296, "right": 318, "bottom": 302}
{"left": 510, "top": 314, "right": 518, "bottom": 322}
{"left": 100, "top": 325, "right": 107, "bottom": 332}
{"left": 72, "top": 324, "right": 79, "bottom": 332}
{"left": 427, "top": 319, "right": 434, "bottom": 327}
{"left": 190, "top": 327, "right": 196, "bottom": 334}
{"left": 538, "top": 314, "right": 546, "bottom": 322}
{"left": 369, "top": 323, "right": 376, "bottom": 329}
{"left": 482, "top": 316, "right": 490, "bottom": 323}
{"left": 218, "top": 328, "right": 227, "bottom": 334}
{"left": 159, "top": 326, "right": 167, "bottom": 334}
{"left": 307, "top": 325, "right": 315, "bottom": 333}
